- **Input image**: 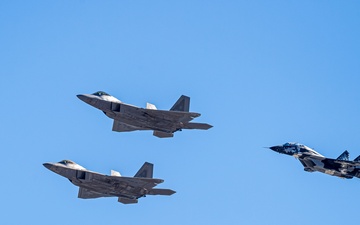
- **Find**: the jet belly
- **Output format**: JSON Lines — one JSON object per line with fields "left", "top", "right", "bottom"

{"left": 76, "top": 181, "right": 141, "bottom": 199}
{"left": 302, "top": 157, "right": 353, "bottom": 178}
{"left": 74, "top": 172, "right": 147, "bottom": 199}
{"left": 108, "top": 104, "right": 181, "bottom": 132}
{"left": 303, "top": 157, "right": 341, "bottom": 176}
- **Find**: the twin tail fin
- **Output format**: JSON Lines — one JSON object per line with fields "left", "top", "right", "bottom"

{"left": 337, "top": 150, "right": 350, "bottom": 161}
{"left": 134, "top": 162, "right": 154, "bottom": 178}
{"left": 170, "top": 95, "right": 190, "bottom": 112}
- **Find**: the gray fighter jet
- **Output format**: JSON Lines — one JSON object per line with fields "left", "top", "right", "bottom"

{"left": 77, "top": 91, "right": 212, "bottom": 138}
{"left": 269, "top": 142, "right": 360, "bottom": 179}
{"left": 43, "top": 160, "right": 175, "bottom": 204}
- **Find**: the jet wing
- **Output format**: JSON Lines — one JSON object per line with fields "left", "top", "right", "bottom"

{"left": 300, "top": 153, "right": 360, "bottom": 167}
{"left": 141, "top": 108, "right": 200, "bottom": 123}
{"left": 298, "top": 158, "right": 316, "bottom": 170}
{"left": 107, "top": 176, "right": 164, "bottom": 190}
{"left": 78, "top": 187, "right": 111, "bottom": 199}
{"left": 112, "top": 120, "right": 150, "bottom": 132}
{"left": 333, "top": 159, "right": 360, "bottom": 167}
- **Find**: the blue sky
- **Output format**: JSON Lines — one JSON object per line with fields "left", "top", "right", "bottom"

{"left": 1, "top": 1, "right": 360, "bottom": 224}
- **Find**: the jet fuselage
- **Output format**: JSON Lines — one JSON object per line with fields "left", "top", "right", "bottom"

{"left": 269, "top": 143, "right": 360, "bottom": 179}
{"left": 43, "top": 160, "right": 173, "bottom": 204}
{"left": 77, "top": 92, "right": 210, "bottom": 136}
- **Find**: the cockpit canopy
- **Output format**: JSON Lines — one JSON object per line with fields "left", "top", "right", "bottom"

{"left": 92, "top": 91, "right": 121, "bottom": 103}
{"left": 57, "top": 160, "right": 86, "bottom": 170}
{"left": 92, "top": 91, "right": 110, "bottom": 97}
{"left": 58, "top": 160, "right": 76, "bottom": 165}
{"left": 283, "top": 142, "right": 304, "bottom": 148}
{"left": 282, "top": 142, "right": 322, "bottom": 156}
{"left": 283, "top": 142, "right": 295, "bottom": 147}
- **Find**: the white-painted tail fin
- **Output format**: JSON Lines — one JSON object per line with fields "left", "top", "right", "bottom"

{"left": 146, "top": 102, "right": 157, "bottom": 110}
{"left": 111, "top": 170, "right": 121, "bottom": 176}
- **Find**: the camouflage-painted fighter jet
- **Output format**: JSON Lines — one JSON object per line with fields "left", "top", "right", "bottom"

{"left": 43, "top": 160, "right": 175, "bottom": 204}
{"left": 77, "top": 91, "right": 212, "bottom": 138}
{"left": 269, "top": 143, "right": 360, "bottom": 179}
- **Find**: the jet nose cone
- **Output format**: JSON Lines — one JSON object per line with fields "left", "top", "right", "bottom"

{"left": 43, "top": 163, "right": 53, "bottom": 170}
{"left": 269, "top": 145, "right": 283, "bottom": 153}
{"left": 77, "top": 94, "right": 95, "bottom": 105}
{"left": 77, "top": 94, "right": 87, "bottom": 102}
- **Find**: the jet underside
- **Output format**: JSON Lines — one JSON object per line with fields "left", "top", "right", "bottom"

{"left": 71, "top": 172, "right": 156, "bottom": 199}
{"left": 44, "top": 160, "right": 175, "bottom": 204}
{"left": 77, "top": 92, "right": 212, "bottom": 138}
{"left": 298, "top": 155, "right": 360, "bottom": 179}
{"left": 48, "top": 164, "right": 162, "bottom": 200}
{"left": 104, "top": 102, "right": 198, "bottom": 133}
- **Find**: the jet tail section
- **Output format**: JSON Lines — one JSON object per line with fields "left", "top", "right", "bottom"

{"left": 134, "top": 162, "right": 153, "bottom": 178}
{"left": 354, "top": 155, "right": 360, "bottom": 162}
{"left": 148, "top": 188, "right": 176, "bottom": 196}
{"left": 170, "top": 95, "right": 190, "bottom": 112}
{"left": 337, "top": 150, "right": 349, "bottom": 161}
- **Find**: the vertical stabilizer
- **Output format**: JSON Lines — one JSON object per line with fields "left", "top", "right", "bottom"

{"left": 134, "top": 162, "right": 153, "bottom": 178}
{"left": 354, "top": 155, "right": 360, "bottom": 162}
{"left": 337, "top": 150, "right": 349, "bottom": 161}
{"left": 170, "top": 95, "right": 190, "bottom": 112}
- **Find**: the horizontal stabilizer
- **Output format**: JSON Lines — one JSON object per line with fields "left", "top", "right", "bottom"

{"left": 148, "top": 188, "right": 176, "bottom": 196}
{"left": 183, "top": 122, "right": 213, "bottom": 130}
{"left": 337, "top": 150, "right": 349, "bottom": 161}
{"left": 111, "top": 170, "right": 121, "bottom": 176}
{"left": 118, "top": 197, "right": 138, "bottom": 204}
{"left": 146, "top": 102, "right": 157, "bottom": 110}
{"left": 134, "top": 162, "right": 153, "bottom": 178}
{"left": 170, "top": 95, "right": 190, "bottom": 112}
{"left": 153, "top": 131, "right": 174, "bottom": 138}
{"left": 354, "top": 155, "right": 360, "bottom": 162}
{"left": 78, "top": 188, "right": 108, "bottom": 199}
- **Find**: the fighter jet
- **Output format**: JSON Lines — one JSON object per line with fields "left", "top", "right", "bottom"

{"left": 77, "top": 91, "right": 212, "bottom": 138}
{"left": 43, "top": 160, "right": 175, "bottom": 204}
{"left": 269, "top": 142, "right": 360, "bottom": 179}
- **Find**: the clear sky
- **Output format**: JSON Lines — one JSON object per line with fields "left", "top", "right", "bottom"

{"left": 1, "top": 1, "right": 360, "bottom": 225}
